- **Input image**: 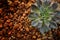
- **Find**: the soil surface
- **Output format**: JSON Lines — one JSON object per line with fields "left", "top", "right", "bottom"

{"left": 0, "top": 0, "right": 60, "bottom": 40}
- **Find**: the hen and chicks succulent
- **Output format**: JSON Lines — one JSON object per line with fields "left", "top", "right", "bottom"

{"left": 28, "top": 0, "right": 60, "bottom": 34}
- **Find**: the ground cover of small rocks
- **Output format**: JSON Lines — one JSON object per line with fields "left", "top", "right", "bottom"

{"left": 0, "top": 0, "right": 60, "bottom": 40}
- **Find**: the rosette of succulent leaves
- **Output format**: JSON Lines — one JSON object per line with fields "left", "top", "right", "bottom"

{"left": 28, "top": 0, "right": 60, "bottom": 34}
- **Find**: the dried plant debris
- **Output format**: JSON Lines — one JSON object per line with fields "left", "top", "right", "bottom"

{"left": 28, "top": 0, "right": 60, "bottom": 34}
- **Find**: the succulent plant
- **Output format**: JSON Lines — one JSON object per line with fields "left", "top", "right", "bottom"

{"left": 28, "top": 0, "right": 59, "bottom": 34}
{"left": 53, "top": 11, "right": 60, "bottom": 24}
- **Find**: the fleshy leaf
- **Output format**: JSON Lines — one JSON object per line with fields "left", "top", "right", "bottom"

{"left": 45, "top": 26, "right": 51, "bottom": 32}
{"left": 52, "top": 11, "right": 60, "bottom": 23}
{"left": 28, "top": 12, "right": 39, "bottom": 20}
{"left": 31, "top": 5, "right": 40, "bottom": 13}
{"left": 56, "top": 11, "right": 60, "bottom": 18}
{"left": 43, "top": 0, "right": 51, "bottom": 7}
{"left": 37, "top": 20, "right": 42, "bottom": 28}
{"left": 44, "top": 25, "right": 51, "bottom": 32}
{"left": 51, "top": 3, "right": 58, "bottom": 9}
{"left": 39, "top": 25, "right": 51, "bottom": 34}
{"left": 41, "top": 0, "right": 51, "bottom": 2}
{"left": 39, "top": 27, "right": 45, "bottom": 34}
{"left": 49, "top": 21, "right": 57, "bottom": 29}
{"left": 31, "top": 20, "right": 38, "bottom": 27}
{"left": 52, "top": 17, "right": 60, "bottom": 23}
{"left": 44, "top": 20, "right": 50, "bottom": 27}
{"left": 36, "top": 0, "right": 42, "bottom": 7}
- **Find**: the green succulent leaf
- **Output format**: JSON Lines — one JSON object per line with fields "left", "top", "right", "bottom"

{"left": 28, "top": 12, "right": 40, "bottom": 21}
{"left": 53, "top": 11, "right": 60, "bottom": 24}
{"left": 55, "top": 11, "right": 60, "bottom": 18}
{"left": 36, "top": 20, "right": 42, "bottom": 28}
{"left": 49, "top": 21, "right": 57, "bottom": 29}
{"left": 36, "top": 0, "right": 42, "bottom": 7}
{"left": 39, "top": 25, "right": 51, "bottom": 34}
{"left": 51, "top": 3, "right": 58, "bottom": 9}
{"left": 43, "top": 1, "right": 51, "bottom": 7}
{"left": 31, "top": 5, "right": 40, "bottom": 14}
{"left": 39, "top": 27, "right": 46, "bottom": 34}
{"left": 31, "top": 21, "right": 38, "bottom": 27}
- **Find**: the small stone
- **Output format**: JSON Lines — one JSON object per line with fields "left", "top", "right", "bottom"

{"left": 32, "top": 35, "right": 36, "bottom": 39}
{"left": 8, "top": 1, "right": 12, "bottom": 5}
{"left": 23, "top": 14, "right": 26, "bottom": 16}
{"left": 23, "top": 36, "right": 26, "bottom": 39}
{"left": 9, "top": 22, "right": 13, "bottom": 26}
{"left": 37, "top": 38, "right": 41, "bottom": 40}
{"left": 0, "top": 8, "right": 2, "bottom": 13}
{"left": 8, "top": 31, "right": 12, "bottom": 35}
{"left": 20, "top": 28, "right": 23, "bottom": 31}
{"left": 6, "top": 19, "right": 11, "bottom": 23}
{"left": 1, "top": 37, "right": 5, "bottom": 40}
{"left": 14, "top": 24, "right": 19, "bottom": 29}
{"left": 25, "top": 27, "right": 29, "bottom": 31}
{"left": 11, "top": 36, "right": 15, "bottom": 39}
{"left": 0, "top": 24, "right": 2, "bottom": 28}
{"left": 26, "top": 1, "right": 32, "bottom": 8}
{"left": 21, "top": 2, "right": 24, "bottom": 4}
{"left": 9, "top": 14, "right": 13, "bottom": 18}
{"left": 17, "top": 33, "right": 21, "bottom": 38}
{"left": 4, "top": 16, "right": 8, "bottom": 19}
